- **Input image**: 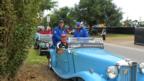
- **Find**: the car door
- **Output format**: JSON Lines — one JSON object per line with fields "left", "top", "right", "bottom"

{"left": 56, "top": 50, "right": 69, "bottom": 73}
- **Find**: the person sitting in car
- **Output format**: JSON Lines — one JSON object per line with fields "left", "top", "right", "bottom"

{"left": 56, "top": 34, "right": 68, "bottom": 54}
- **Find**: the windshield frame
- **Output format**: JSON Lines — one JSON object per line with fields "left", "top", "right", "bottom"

{"left": 68, "top": 37, "right": 104, "bottom": 49}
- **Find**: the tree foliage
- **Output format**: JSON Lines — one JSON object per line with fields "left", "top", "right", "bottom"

{"left": 50, "top": 7, "right": 75, "bottom": 27}
{"left": 0, "top": 0, "right": 55, "bottom": 80}
{"left": 40, "top": 0, "right": 56, "bottom": 11}
{"left": 49, "top": 0, "right": 123, "bottom": 28}
{"left": 72, "top": 0, "right": 123, "bottom": 27}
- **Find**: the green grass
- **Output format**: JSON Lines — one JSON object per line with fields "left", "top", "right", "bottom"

{"left": 25, "top": 48, "right": 48, "bottom": 64}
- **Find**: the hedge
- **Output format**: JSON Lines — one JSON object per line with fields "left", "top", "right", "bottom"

{"left": 0, "top": 0, "right": 46, "bottom": 80}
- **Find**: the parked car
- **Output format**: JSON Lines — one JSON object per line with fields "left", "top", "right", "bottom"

{"left": 49, "top": 37, "right": 144, "bottom": 81}
{"left": 37, "top": 34, "right": 52, "bottom": 55}
{"left": 34, "top": 25, "right": 52, "bottom": 55}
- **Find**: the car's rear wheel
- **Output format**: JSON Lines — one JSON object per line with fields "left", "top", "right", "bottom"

{"left": 34, "top": 42, "right": 39, "bottom": 49}
{"left": 48, "top": 58, "right": 52, "bottom": 70}
{"left": 57, "top": 77, "right": 85, "bottom": 81}
{"left": 54, "top": 73, "right": 85, "bottom": 81}
{"left": 39, "top": 48, "right": 46, "bottom": 56}
{"left": 39, "top": 49, "right": 43, "bottom": 55}
{"left": 59, "top": 79, "right": 72, "bottom": 81}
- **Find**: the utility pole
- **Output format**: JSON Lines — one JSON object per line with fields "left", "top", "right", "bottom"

{"left": 47, "top": 15, "right": 50, "bottom": 26}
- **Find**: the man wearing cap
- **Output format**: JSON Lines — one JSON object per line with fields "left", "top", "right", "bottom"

{"left": 56, "top": 34, "right": 68, "bottom": 54}
{"left": 74, "top": 22, "right": 88, "bottom": 37}
{"left": 73, "top": 22, "right": 89, "bottom": 37}
{"left": 52, "top": 20, "right": 67, "bottom": 46}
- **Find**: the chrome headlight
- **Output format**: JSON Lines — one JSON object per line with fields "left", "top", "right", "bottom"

{"left": 139, "top": 63, "right": 144, "bottom": 74}
{"left": 107, "top": 66, "right": 118, "bottom": 79}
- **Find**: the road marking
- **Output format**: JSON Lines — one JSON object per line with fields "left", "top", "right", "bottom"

{"left": 104, "top": 43, "right": 144, "bottom": 52}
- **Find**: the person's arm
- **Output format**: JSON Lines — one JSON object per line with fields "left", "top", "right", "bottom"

{"left": 83, "top": 29, "right": 89, "bottom": 37}
{"left": 56, "top": 42, "right": 61, "bottom": 48}
{"left": 56, "top": 42, "right": 64, "bottom": 54}
{"left": 73, "top": 30, "right": 77, "bottom": 37}
{"left": 53, "top": 29, "right": 61, "bottom": 41}
{"left": 73, "top": 32, "right": 76, "bottom": 37}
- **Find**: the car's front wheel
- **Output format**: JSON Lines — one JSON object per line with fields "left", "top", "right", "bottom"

{"left": 71, "top": 77, "right": 84, "bottom": 81}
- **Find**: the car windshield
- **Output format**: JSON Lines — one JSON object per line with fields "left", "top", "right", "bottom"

{"left": 39, "top": 34, "right": 52, "bottom": 42}
{"left": 68, "top": 37, "right": 104, "bottom": 48}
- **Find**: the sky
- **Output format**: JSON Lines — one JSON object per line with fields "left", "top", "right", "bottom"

{"left": 54, "top": 0, "right": 79, "bottom": 8}
{"left": 45, "top": 0, "right": 144, "bottom": 21}
{"left": 113, "top": 0, "right": 144, "bottom": 20}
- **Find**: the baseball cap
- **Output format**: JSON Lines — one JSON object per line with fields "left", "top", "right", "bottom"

{"left": 61, "top": 34, "right": 67, "bottom": 38}
{"left": 76, "top": 22, "right": 81, "bottom": 27}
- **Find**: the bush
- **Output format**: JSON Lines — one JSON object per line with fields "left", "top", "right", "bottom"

{"left": 0, "top": 0, "right": 55, "bottom": 80}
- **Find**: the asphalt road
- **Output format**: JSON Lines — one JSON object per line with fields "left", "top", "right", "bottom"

{"left": 104, "top": 43, "right": 144, "bottom": 63}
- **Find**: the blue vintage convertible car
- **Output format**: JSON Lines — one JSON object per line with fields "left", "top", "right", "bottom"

{"left": 49, "top": 37, "right": 144, "bottom": 81}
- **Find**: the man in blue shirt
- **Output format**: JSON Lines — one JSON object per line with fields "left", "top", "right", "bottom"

{"left": 52, "top": 20, "right": 67, "bottom": 46}
{"left": 74, "top": 22, "right": 89, "bottom": 37}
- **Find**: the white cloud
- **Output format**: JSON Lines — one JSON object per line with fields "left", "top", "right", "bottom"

{"left": 113, "top": 0, "right": 144, "bottom": 20}
{"left": 44, "top": 0, "right": 80, "bottom": 16}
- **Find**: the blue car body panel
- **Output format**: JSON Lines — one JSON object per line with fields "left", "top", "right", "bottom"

{"left": 50, "top": 47, "right": 144, "bottom": 81}
{"left": 72, "top": 48, "right": 122, "bottom": 78}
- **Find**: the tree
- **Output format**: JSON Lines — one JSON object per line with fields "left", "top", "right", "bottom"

{"left": 39, "top": 0, "right": 56, "bottom": 22}
{"left": 40, "top": 0, "right": 56, "bottom": 11}
{"left": 73, "top": 0, "right": 122, "bottom": 28}
{"left": 50, "top": 7, "right": 75, "bottom": 27}
{"left": 0, "top": 0, "right": 55, "bottom": 80}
